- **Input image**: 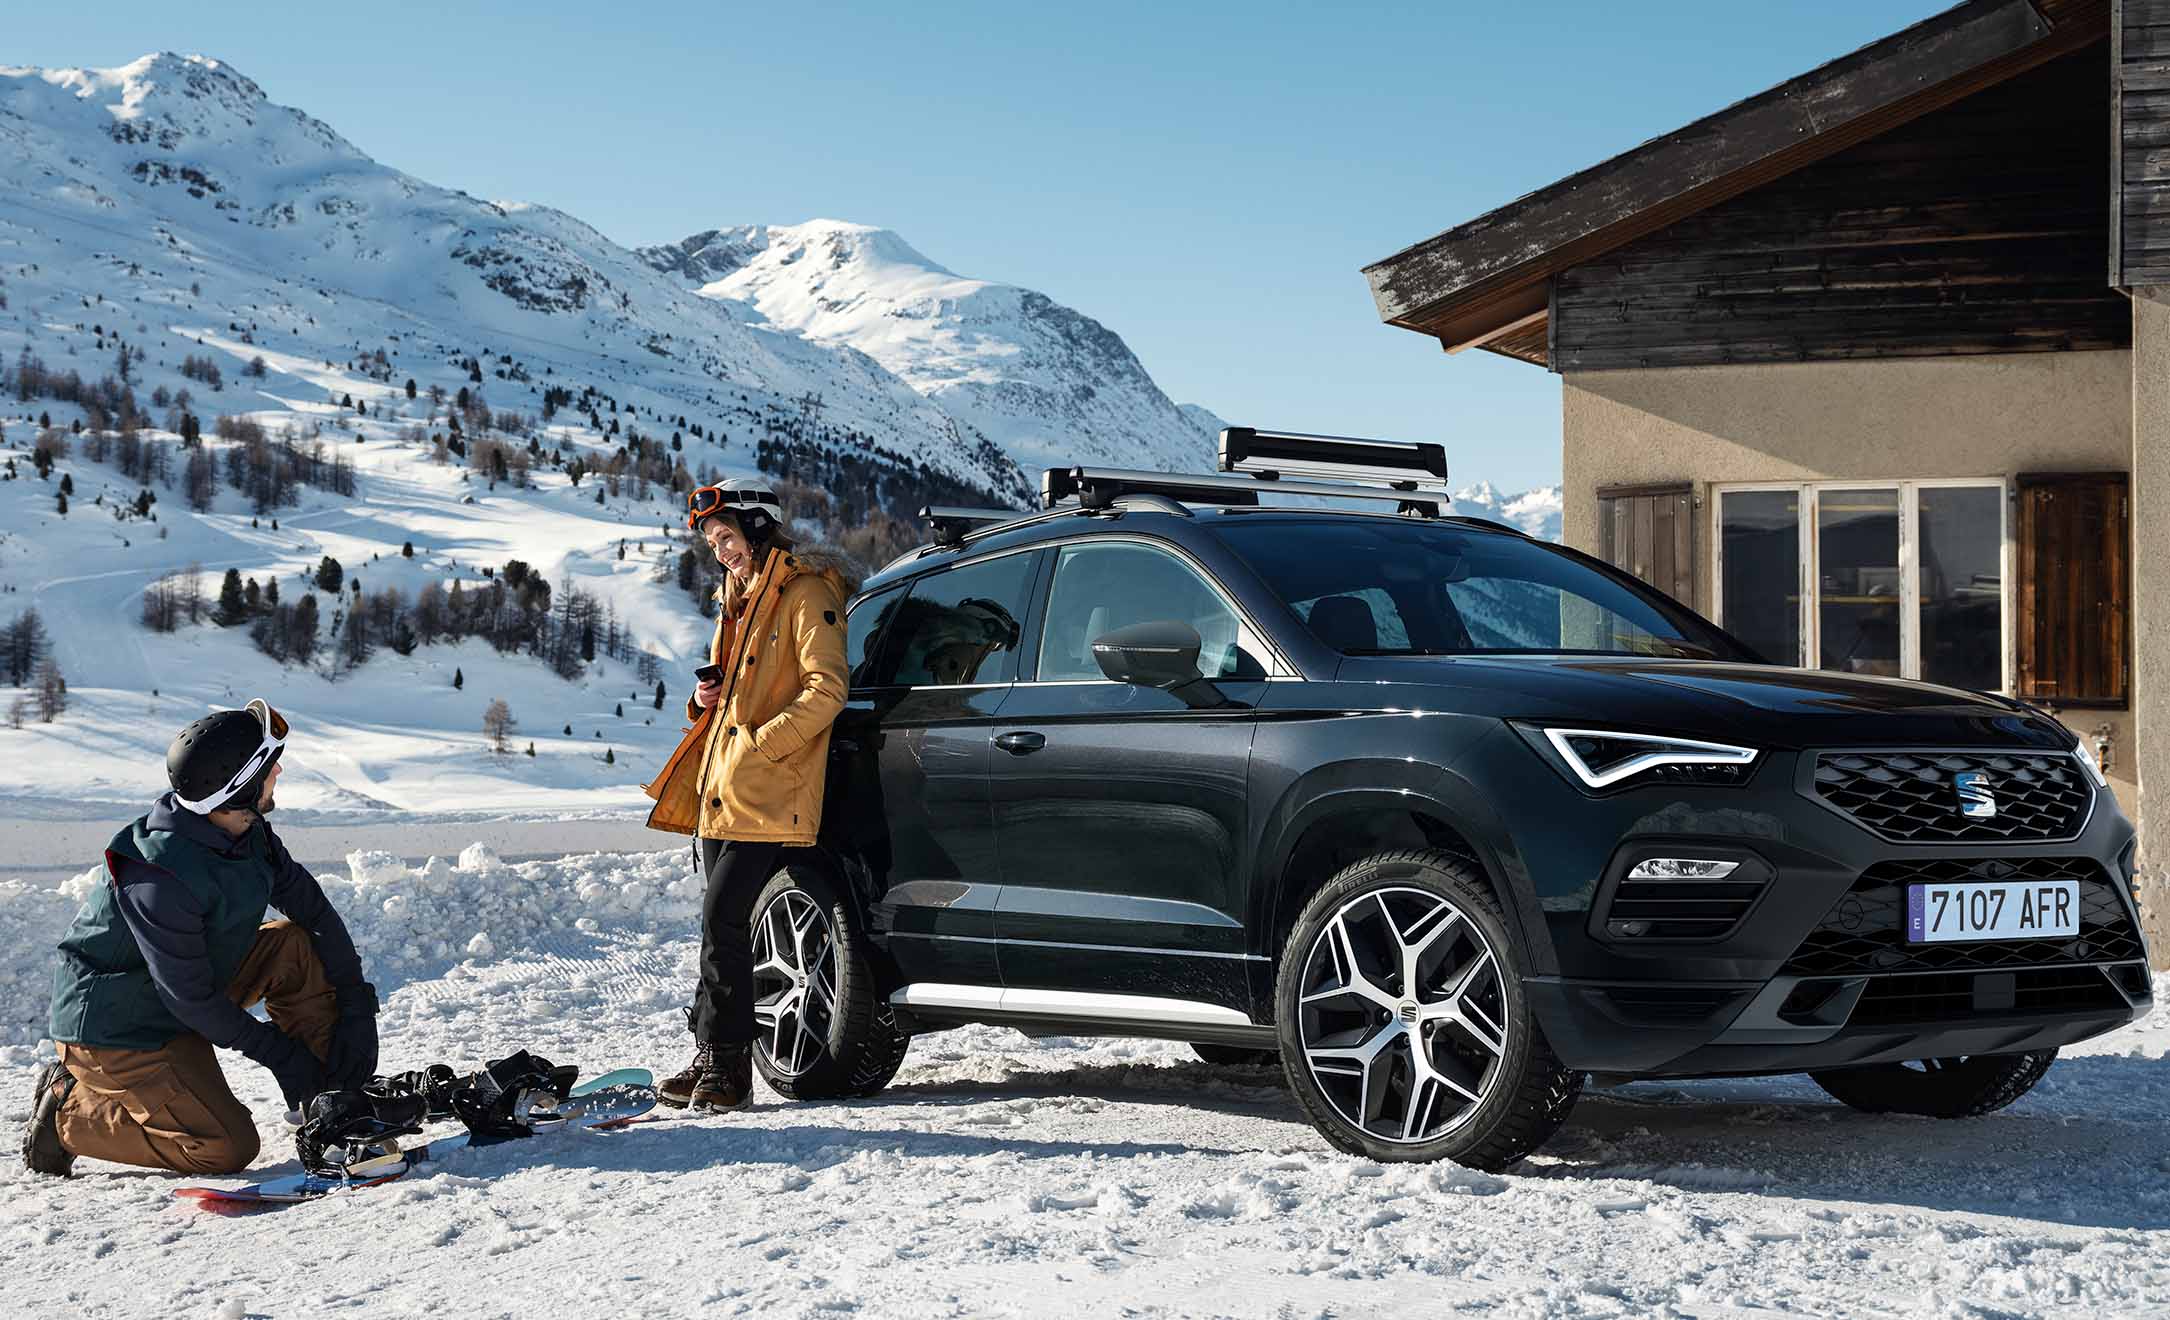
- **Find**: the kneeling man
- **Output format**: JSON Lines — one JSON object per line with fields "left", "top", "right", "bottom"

{"left": 22, "top": 700, "right": 380, "bottom": 1177}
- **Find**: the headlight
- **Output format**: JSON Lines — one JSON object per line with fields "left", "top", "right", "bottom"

{"left": 1518, "top": 725, "right": 1759, "bottom": 790}
{"left": 2073, "top": 741, "right": 2109, "bottom": 789}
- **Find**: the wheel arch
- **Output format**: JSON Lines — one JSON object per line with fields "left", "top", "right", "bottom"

{"left": 1252, "top": 773, "right": 1555, "bottom": 986}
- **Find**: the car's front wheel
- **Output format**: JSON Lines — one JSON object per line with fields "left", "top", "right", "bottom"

{"left": 1809, "top": 1051, "right": 2056, "bottom": 1118}
{"left": 747, "top": 863, "right": 911, "bottom": 1101}
{"left": 1276, "top": 849, "right": 1580, "bottom": 1171}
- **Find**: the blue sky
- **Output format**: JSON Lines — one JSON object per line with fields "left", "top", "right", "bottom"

{"left": 15, "top": 1, "right": 1948, "bottom": 492}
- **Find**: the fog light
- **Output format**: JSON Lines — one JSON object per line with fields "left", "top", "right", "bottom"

{"left": 1626, "top": 858, "right": 1739, "bottom": 880}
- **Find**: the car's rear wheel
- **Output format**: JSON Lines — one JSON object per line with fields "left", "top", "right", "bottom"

{"left": 1809, "top": 1050, "right": 2056, "bottom": 1118}
{"left": 1276, "top": 848, "right": 1580, "bottom": 1170}
{"left": 1192, "top": 1043, "right": 1278, "bottom": 1067}
{"left": 747, "top": 863, "right": 911, "bottom": 1101}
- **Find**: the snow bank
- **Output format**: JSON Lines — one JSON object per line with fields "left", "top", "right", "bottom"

{"left": 0, "top": 844, "right": 694, "bottom": 1048}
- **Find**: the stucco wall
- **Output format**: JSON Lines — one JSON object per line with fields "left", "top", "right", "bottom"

{"left": 2131, "top": 292, "right": 2170, "bottom": 957}
{"left": 1559, "top": 351, "right": 2146, "bottom": 862}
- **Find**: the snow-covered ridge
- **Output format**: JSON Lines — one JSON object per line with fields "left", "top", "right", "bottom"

{"left": 640, "top": 219, "right": 1222, "bottom": 474}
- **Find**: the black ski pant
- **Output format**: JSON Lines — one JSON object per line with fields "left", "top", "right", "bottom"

{"left": 692, "top": 838, "right": 783, "bottom": 1045}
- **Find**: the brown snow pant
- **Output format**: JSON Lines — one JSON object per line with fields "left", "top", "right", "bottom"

{"left": 53, "top": 920, "right": 338, "bottom": 1175}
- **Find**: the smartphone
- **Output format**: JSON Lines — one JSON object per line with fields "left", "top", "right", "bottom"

{"left": 694, "top": 663, "right": 724, "bottom": 685}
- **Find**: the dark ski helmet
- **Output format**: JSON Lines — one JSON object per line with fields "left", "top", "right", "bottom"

{"left": 685, "top": 478, "right": 782, "bottom": 543}
{"left": 167, "top": 698, "right": 288, "bottom": 815}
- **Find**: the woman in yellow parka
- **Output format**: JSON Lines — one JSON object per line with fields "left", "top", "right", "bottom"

{"left": 643, "top": 479, "right": 854, "bottom": 1108}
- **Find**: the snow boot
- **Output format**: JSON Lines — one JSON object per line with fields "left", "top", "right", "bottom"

{"left": 691, "top": 1045, "right": 754, "bottom": 1110}
{"left": 21, "top": 1061, "right": 76, "bottom": 1178}
{"left": 658, "top": 1041, "right": 714, "bottom": 1109}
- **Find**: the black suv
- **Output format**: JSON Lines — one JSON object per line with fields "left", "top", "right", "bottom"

{"left": 737, "top": 430, "right": 2154, "bottom": 1170}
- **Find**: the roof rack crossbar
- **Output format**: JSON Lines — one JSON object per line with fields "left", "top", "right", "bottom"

{"left": 1219, "top": 427, "right": 1449, "bottom": 489}
{"left": 921, "top": 505, "right": 1028, "bottom": 547}
{"left": 1043, "top": 466, "right": 1446, "bottom": 518}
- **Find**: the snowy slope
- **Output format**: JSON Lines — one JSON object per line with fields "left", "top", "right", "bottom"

{"left": 0, "top": 54, "right": 1031, "bottom": 504}
{"left": 641, "top": 221, "right": 1218, "bottom": 474}
{"left": 1451, "top": 481, "right": 1563, "bottom": 540}
{"left": 0, "top": 846, "right": 2163, "bottom": 1318}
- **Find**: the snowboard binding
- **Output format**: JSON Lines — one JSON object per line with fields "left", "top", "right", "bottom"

{"left": 295, "top": 1082, "right": 430, "bottom": 1176}
{"left": 448, "top": 1050, "right": 580, "bottom": 1139}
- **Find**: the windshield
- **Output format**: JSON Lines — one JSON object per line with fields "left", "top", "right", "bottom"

{"left": 1213, "top": 516, "right": 1751, "bottom": 661}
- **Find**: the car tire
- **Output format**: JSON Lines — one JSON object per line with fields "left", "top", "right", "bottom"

{"left": 1276, "top": 848, "right": 1580, "bottom": 1171}
{"left": 1192, "top": 1043, "right": 1279, "bottom": 1068}
{"left": 746, "top": 862, "right": 910, "bottom": 1101}
{"left": 1808, "top": 1050, "right": 2057, "bottom": 1118}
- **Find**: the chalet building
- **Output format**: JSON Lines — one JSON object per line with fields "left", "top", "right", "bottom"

{"left": 1366, "top": 0, "right": 2169, "bottom": 955}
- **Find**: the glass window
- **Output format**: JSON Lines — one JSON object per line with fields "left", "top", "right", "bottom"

{"left": 1919, "top": 486, "right": 2002, "bottom": 691}
{"left": 1817, "top": 488, "right": 1901, "bottom": 676}
{"left": 1719, "top": 490, "right": 1802, "bottom": 665}
{"left": 1214, "top": 518, "right": 1742, "bottom": 660}
{"left": 882, "top": 554, "right": 1035, "bottom": 688}
{"left": 844, "top": 584, "right": 906, "bottom": 688}
{"left": 1037, "top": 542, "right": 1264, "bottom": 681}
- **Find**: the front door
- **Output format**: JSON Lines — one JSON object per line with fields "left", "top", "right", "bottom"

{"left": 989, "top": 538, "right": 1270, "bottom": 1017}
{"left": 832, "top": 550, "right": 1042, "bottom": 988}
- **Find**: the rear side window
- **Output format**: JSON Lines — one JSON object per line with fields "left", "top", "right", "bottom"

{"left": 882, "top": 553, "right": 1035, "bottom": 687}
{"left": 845, "top": 584, "right": 907, "bottom": 687}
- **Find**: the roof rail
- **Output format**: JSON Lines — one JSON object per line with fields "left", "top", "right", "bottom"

{"left": 1042, "top": 465, "right": 1447, "bottom": 518}
{"left": 1219, "top": 427, "right": 1448, "bottom": 489}
{"left": 920, "top": 505, "right": 1026, "bottom": 547}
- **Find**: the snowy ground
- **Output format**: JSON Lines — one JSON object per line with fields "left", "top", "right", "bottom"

{"left": 1, "top": 846, "right": 2164, "bottom": 1319}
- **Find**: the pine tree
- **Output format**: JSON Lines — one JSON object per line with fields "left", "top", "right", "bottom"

{"left": 406, "top": 379, "right": 417, "bottom": 399}
{"left": 563, "top": 723, "right": 571, "bottom": 735}
{"left": 603, "top": 747, "right": 614, "bottom": 766}
{"left": 453, "top": 667, "right": 464, "bottom": 690}
{"left": 314, "top": 556, "right": 343, "bottom": 593}
{"left": 55, "top": 492, "right": 66, "bottom": 516}
{"left": 653, "top": 680, "right": 665, "bottom": 710}
{"left": 216, "top": 569, "right": 247, "bottom": 626}
{"left": 58, "top": 474, "right": 72, "bottom": 497}
{"left": 614, "top": 702, "right": 623, "bottom": 717}
{"left": 402, "top": 541, "right": 414, "bottom": 558}
{"left": 525, "top": 741, "right": 536, "bottom": 757}
{"left": 289, "top": 594, "right": 320, "bottom": 663}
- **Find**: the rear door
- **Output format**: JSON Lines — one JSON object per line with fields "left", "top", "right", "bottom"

{"left": 830, "top": 549, "right": 1044, "bottom": 988}
{"left": 988, "top": 537, "right": 1273, "bottom": 1018}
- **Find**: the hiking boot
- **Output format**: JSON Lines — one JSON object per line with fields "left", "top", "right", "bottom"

{"left": 21, "top": 1061, "right": 76, "bottom": 1178}
{"left": 690, "top": 1044, "right": 753, "bottom": 1110}
{"left": 658, "top": 1041, "right": 715, "bottom": 1109}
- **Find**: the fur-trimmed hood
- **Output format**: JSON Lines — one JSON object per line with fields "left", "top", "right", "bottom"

{"left": 714, "top": 543, "right": 863, "bottom": 618}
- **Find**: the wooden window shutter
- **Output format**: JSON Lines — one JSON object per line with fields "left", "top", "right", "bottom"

{"left": 1596, "top": 483, "right": 1695, "bottom": 605}
{"left": 2015, "top": 472, "right": 2129, "bottom": 707}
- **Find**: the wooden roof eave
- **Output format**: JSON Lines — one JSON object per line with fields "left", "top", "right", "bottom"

{"left": 1365, "top": 0, "right": 2111, "bottom": 361}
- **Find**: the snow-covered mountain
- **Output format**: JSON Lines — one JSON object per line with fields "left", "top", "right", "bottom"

{"left": 1450, "top": 482, "right": 1562, "bottom": 541}
{"left": 639, "top": 222, "right": 1220, "bottom": 474}
{"left": 0, "top": 53, "right": 1041, "bottom": 506}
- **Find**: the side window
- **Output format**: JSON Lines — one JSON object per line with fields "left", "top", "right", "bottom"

{"left": 1290, "top": 587, "right": 1412, "bottom": 653}
{"left": 1037, "top": 542, "right": 1266, "bottom": 681}
{"left": 845, "top": 584, "right": 907, "bottom": 688}
{"left": 884, "top": 553, "right": 1035, "bottom": 687}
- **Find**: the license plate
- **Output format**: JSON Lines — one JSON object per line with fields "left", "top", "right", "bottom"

{"left": 1907, "top": 880, "right": 2079, "bottom": 943}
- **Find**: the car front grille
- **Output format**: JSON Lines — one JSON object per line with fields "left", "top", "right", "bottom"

{"left": 1784, "top": 856, "right": 2144, "bottom": 976}
{"left": 1810, "top": 751, "right": 2091, "bottom": 843}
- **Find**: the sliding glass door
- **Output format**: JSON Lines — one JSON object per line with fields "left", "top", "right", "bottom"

{"left": 1715, "top": 481, "right": 2008, "bottom": 692}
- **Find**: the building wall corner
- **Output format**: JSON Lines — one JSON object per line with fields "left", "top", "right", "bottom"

{"left": 2130, "top": 289, "right": 2170, "bottom": 966}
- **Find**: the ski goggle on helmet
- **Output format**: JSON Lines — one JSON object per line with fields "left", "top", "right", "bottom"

{"left": 686, "top": 481, "right": 782, "bottom": 535}
{"left": 169, "top": 698, "right": 289, "bottom": 814}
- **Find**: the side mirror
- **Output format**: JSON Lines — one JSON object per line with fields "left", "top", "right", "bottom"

{"left": 1091, "top": 621, "right": 1234, "bottom": 709}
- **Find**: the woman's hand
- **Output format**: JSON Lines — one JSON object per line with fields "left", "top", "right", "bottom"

{"left": 694, "top": 678, "right": 723, "bottom": 709}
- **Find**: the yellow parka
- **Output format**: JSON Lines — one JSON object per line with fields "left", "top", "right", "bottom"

{"left": 644, "top": 544, "right": 855, "bottom": 844}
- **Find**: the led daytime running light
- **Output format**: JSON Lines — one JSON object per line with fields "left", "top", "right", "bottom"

{"left": 1540, "top": 727, "right": 1757, "bottom": 789}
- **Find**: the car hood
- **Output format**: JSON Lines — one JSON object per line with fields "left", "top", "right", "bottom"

{"left": 1331, "top": 655, "right": 2075, "bottom": 751}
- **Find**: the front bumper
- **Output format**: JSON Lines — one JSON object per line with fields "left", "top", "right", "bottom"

{"left": 1486, "top": 743, "right": 2154, "bottom": 1077}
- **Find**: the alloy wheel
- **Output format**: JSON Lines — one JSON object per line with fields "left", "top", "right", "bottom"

{"left": 1296, "top": 886, "right": 1507, "bottom": 1144}
{"left": 750, "top": 889, "right": 840, "bottom": 1078}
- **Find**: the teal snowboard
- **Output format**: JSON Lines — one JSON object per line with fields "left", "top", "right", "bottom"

{"left": 176, "top": 1068, "right": 656, "bottom": 1209}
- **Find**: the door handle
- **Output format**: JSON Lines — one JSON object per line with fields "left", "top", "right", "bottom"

{"left": 993, "top": 731, "right": 1047, "bottom": 755}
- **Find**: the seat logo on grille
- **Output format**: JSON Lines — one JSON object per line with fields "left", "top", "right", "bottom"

{"left": 1954, "top": 770, "right": 1998, "bottom": 818}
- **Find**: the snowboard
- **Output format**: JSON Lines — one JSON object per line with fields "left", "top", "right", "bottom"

{"left": 174, "top": 1068, "right": 656, "bottom": 1209}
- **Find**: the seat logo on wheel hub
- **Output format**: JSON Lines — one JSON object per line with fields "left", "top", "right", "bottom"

{"left": 1398, "top": 1001, "right": 1419, "bottom": 1025}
